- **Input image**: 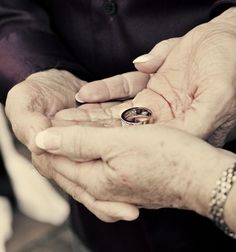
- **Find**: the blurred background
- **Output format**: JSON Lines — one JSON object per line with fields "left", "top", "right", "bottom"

{"left": 0, "top": 104, "right": 76, "bottom": 252}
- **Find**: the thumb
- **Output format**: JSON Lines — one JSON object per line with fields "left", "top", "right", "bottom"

{"left": 35, "top": 126, "right": 116, "bottom": 160}
{"left": 75, "top": 71, "right": 149, "bottom": 103}
{"left": 133, "top": 37, "right": 180, "bottom": 74}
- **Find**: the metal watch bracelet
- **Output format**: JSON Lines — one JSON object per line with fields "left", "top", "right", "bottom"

{"left": 209, "top": 163, "right": 236, "bottom": 239}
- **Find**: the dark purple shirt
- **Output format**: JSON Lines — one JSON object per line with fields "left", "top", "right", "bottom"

{"left": 0, "top": 1, "right": 236, "bottom": 251}
{"left": 0, "top": 0, "right": 236, "bottom": 102}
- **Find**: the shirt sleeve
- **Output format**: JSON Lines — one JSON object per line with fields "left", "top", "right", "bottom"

{"left": 211, "top": 0, "right": 236, "bottom": 17}
{"left": 0, "top": 0, "right": 92, "bottom": 103}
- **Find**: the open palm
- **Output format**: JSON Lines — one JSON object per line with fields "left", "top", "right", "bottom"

{"left": 56, "top": 10, "right": 236, "bottom": 146}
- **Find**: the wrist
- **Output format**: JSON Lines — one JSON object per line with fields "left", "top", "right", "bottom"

{"left": 183, "top": 147, "right": 236, "bottom": 218}
{"left": 224, "top": 168, "right": 236, "bottom": 233}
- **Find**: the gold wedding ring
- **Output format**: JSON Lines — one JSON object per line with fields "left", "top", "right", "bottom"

{"left": 121, "top": 107, "right": 153, "bottom": 126}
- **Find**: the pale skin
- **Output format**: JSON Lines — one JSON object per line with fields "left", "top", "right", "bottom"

{"left": 5, "top": 69, "right": 148, "bottom": 153}
{"left": 57, "top": 7, "right": 236, "bottom": 146}
{"left": 34, "top": 124, "right": 236, "bottom": 233}
{"left": 4, "top": 6, "right": 236, "bottom": 229}
{"left": 5, "top": 69, "right": 149, "bottom": 221}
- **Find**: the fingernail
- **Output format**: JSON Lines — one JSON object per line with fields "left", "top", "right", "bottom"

{"left": 119, "top": 207, "right": 139, "bottom": 221}
{"left": 133, "top": 54, "right": 154, "bottom": 63}
{"left": 35, "top": 131, "right": 61, "bottom": 150}
{"left": 75, "top": 93, "right": 85, "bottom": 103}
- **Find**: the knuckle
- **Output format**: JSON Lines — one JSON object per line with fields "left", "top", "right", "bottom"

{"left": 73, "top": 126, "right": 87, "bottom": 159}
{"left": 120, "top": 74, "right": 131, "bottom": 97}
{"left": 102, "top": 79, "right": 113, "bottom": 99}
{"left": 152, "top": 39, "right": 169, "bottom": 53}
{"left": 158, "top": 39, "right": 170, "bottom": 48}
{"left": 151, "top": 38, "right": 178, "bottom": 55}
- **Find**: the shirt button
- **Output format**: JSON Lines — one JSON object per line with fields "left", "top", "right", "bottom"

{"left": 103, "top": 1, "right": 117, "bottom": 16}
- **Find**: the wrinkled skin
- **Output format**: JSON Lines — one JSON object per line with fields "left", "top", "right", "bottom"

{"left": 58, "top": 8, "right": 236, "bottom": 146}
{"left": 5, "top": 8, "right": 236, "bottom": 222}
{"left": 33, "top": 124, "right": 236, "bottom": 224}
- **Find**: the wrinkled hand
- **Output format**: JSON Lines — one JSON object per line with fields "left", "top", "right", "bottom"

{"left": 5, "top": 69, "right": 149, "bottom": 152}
{"left": 5, "top": 69, "right": 86, "bottom": 153}
{"left": 34, "top": 124, "right": 236, "bottom": 221}
{"left": 5, "top": 69, "right": 148, "bottom": 221}
{"left": 60, "top": 8, "right": 236, "bottom": 146}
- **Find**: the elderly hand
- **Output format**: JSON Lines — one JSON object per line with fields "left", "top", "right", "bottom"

{"left": 5, "top": 70, "right": 148, "bottom": 152}
{"left": 65, "top": 7, "right": 236, "bottom": 146}
{"left": 34, "top": 124, "right": 236, "bottom": 223}
{"left": 5, "top": 69, "right": 86, "bottom": 153}
{"left": 5, "top": 69, "right": 148, "bottom": 221}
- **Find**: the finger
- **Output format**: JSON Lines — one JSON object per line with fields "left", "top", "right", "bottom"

{"left": 34, "top": 152, "right": 106, "bottom": 192}
{"left": 32, "top": 153, "right": 139, "bottom": 222}
{"left": 133, "top": 37, "right": 180, "bottom": 74}
{"left": 35, "top": 125, "right": 118, "bottom": 160}
{"left": 5, "top": 85, "right": 51, "bottom": 153}
{"left": 38, "top": 153, "right": 141, "bottom": 213}
{"left": 54, "top": 173, "right": 139, "bottom": 222}
{"left": 55, "top": 107, "right": 112, "bottom": 121}
{"left": 79, "top": 101, "right": 121, "bottom": 109}
{"left": 43, "top": 154, "right": 110, "bottom": 195}
{"left": 52, "top": 118, "right": 121, "bottom": 128}
{"left": 132, "top": 89, "right": 173, "bottom": 122}
{"left": 51, "top": 118, "right": 81, "bottom": 127}
{"left": 75, "top": 72, "right": 149, "bottom": 103}
{"left": 55, "top": 100, "right": 133, "bottom": 122}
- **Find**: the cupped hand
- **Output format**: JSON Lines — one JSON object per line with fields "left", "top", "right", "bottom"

{"left": 5, "top": 69, "right": 149, "bottom": 152}
{"left": 5, "top": 69, "right": 86, "bottom": 153}
{"left": 34, "top": 124, "right": 236, "bottom": 221}
{"left": 7, "top": 69, "right": 148, "bottom": 220}
{"left": 32, "top": 149, "right": 139, "bottom": 223}
{"left": 65, "top": 8, "right": 236, "bottom": 146}
{"left": 54, "top": 70, "right": 184, "bottom": 127}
